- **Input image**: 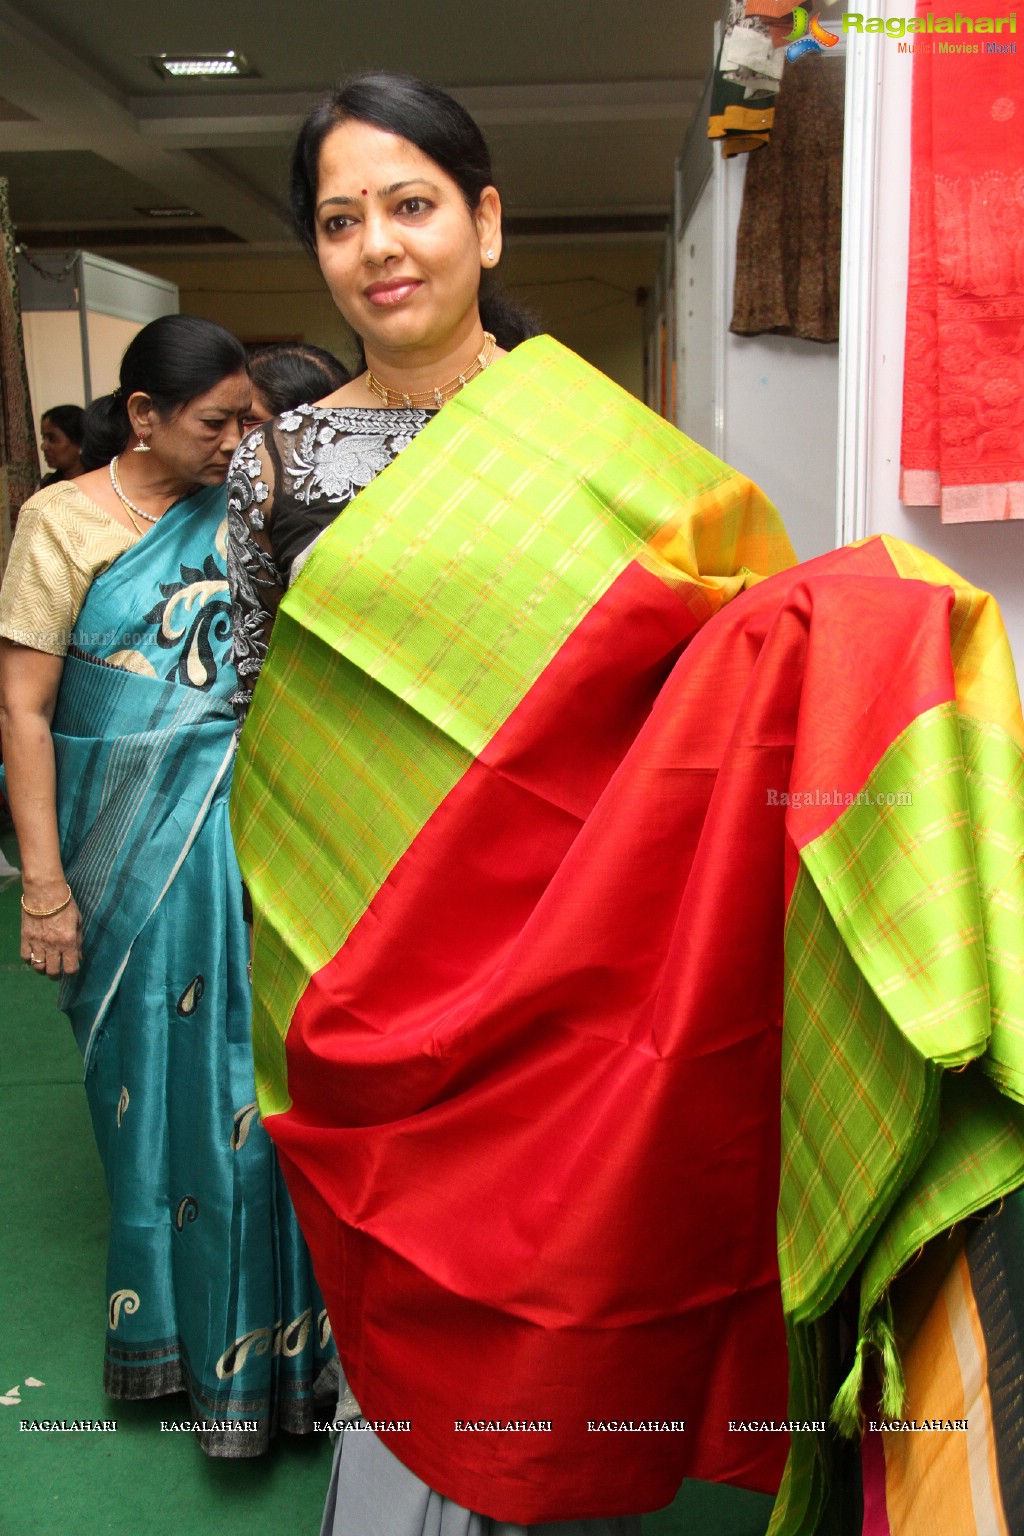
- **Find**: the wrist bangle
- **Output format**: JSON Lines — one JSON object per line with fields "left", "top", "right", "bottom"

{"left": 21, "top": 883, "right": 73, "bottom": 919}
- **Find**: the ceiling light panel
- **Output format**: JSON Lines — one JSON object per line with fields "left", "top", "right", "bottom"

{"left": 150, "top": 52, "right": 258, "bottom": 80}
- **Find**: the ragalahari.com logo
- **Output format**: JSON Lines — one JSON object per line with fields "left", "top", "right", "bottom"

{"left": 786, "top": 8, "right": 841, "bottom": 61}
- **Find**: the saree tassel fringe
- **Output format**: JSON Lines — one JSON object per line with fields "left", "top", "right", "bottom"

{"left": 830, "top": 1295, "right": 907, "bottom": 1439}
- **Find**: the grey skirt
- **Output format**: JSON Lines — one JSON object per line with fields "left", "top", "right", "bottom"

{"left": 319, "top": 1422, "right": 643, "bottom": 1536}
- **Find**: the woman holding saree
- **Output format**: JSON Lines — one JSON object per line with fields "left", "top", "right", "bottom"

{"left": 227, "top": 72, "right": 798, "bottom": 1535}
{"left": 230, "top": 68, "right": 1024, "bottom": 1536}
{"left": 227, "top": 75, "right": 658, "bottom": 1534}
{"left": 0, "top": 314, "right": 332, "bottom": 1455}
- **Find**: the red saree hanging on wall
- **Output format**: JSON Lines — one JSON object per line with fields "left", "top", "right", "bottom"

{"left": 900, "top": 0, "right": 1024, "bottom": 522}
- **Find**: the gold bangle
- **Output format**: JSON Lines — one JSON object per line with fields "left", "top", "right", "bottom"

{"left": 21, "top": 883, "right": 73, "bottom": 919}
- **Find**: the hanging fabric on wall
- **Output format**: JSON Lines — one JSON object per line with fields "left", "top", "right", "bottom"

{"left": 720, "top": 0, "right": 787, "bottom": 95}
{"left": 743, "top": 1, "right": 802, "bottom": 50}
{"left": 708, "top": 1, "right": 782, "bottom": 157}
{"left": 0, "top": 178, "right": 37, "bottom": 571}
{"left": 900, "top": 0, "right": 1024, "bottom": 522}
{"left": 729, "top": 56, "right": 845, "bottom": 342}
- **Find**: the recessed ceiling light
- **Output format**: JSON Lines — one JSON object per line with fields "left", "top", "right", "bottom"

{"left": 137, "top": 206, "right": 200, "bottom": 218}
{"left": 150, "top": 51, "right": 258, "bottom": 80}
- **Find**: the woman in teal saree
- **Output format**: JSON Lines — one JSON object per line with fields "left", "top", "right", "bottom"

{"left": 0, "top": 316, "right": 332, "bottom": 1455}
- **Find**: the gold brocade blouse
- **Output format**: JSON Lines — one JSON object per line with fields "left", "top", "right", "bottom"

{"left": 0, "top": 482, "right": 136, "bottom": 656}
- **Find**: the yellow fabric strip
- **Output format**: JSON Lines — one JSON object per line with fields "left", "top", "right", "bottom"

{"left": 886, "top": 1249, "right": 1008, "bottom": 1536}
{"left": 708, "top": 103, "right": 776, "bottom": 136}
{"left": 874, "top": 535, "right": 1024, "bottom": 750}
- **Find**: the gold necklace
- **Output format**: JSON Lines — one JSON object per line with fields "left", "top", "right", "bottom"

{"left": 365, "top": 333, "right": 496, "bottom": 409}
{"left": 109, "top": 456, "right": 162, "bottom": 533}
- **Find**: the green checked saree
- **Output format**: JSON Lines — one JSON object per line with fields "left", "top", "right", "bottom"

{"left": 231, "top": 336, "right": 1024, "bottom": 1530}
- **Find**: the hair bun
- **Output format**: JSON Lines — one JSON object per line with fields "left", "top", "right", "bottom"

{"left": 80, "top": 391, "right": 131, "bottom": 471}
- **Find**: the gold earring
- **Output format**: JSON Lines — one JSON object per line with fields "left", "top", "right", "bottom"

{"left": 133, "top": 434, "right": 151, "bottom": 454}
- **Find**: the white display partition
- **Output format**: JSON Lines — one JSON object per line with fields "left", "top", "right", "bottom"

{"left": 18, "top": 251, "right": 178, "bottom": 470}
{"left": 21, "top": 309, "right": 85, "bottom": 426}
{"left": 835, "top": 0, "right": 885, "bottom": 548}
{"left": 676, "top": 171, "right": 717, "bottom": 456}
{"left": 662, "top": 40, "right": 840, "bottom": 564}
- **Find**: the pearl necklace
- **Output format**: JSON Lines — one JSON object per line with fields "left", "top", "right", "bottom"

{"left": 365, "top": 333, "right": 496, "bottom": 409}
{"left": 109, "top": 456, "right": 162, "bottom": 531}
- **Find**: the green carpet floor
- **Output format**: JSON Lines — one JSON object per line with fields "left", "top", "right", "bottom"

{"left": 0, "top": 834, "right": 772, "bottom": 1535}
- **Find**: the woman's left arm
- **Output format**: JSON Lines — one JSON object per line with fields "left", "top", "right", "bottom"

{"left": 226, "top": 428, "right": 286, "bottom": 731}
{"left": 0, "top": 640, "right": 82, "bottom": 977}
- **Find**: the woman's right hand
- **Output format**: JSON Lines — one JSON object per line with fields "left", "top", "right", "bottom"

{"left": 20, "top": 888, "right": 83, "bottom": 978}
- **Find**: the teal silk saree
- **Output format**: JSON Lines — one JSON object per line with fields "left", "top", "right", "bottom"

{"left": 50, "top": 486, "right": 332, "bottom": 1454}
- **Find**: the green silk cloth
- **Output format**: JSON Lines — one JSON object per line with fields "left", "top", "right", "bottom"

{"left": 234, "top": 336, "right": 794, "bottom": 1118}
{"left": 231, "top": 338, "right": 1024, "bottom": 1530}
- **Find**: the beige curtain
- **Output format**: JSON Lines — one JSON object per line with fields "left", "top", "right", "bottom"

{"left": 0, "top": 177, "right": 37, "bottom": 573}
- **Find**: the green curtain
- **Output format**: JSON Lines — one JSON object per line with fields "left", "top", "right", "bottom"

{"left": 0, "top": 177, "right": 37, "bottom": 573}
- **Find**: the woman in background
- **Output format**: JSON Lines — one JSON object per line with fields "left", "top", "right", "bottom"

{"left": 0, "top": 314, "right": 332, "bottom": 1455}
{"left": 245, "top": 341, "right": 350, "bottom": 431}
{"left": 39, "top": 403, "right": 85, "bottom": 485}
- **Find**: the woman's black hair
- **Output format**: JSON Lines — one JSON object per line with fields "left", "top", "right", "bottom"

{"left": 248, "top": 341, "right": 350, "bottom": 417}
{"left": 81, "top": 314, "right": 249, "bottom": 470}
{"left": 290, "top": 73, "right": 538, "bottom": 351}
{"left": 41, "top": 404, "right": 85, "bottom": 444}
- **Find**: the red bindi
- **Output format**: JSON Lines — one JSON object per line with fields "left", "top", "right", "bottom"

{"left": 361, "top": 188, "right": 368, "bottom": 196}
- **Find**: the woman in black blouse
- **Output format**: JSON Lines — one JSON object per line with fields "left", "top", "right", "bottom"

{"left": 224, "top": 70, "right": 646, "bottom": 1536}
{"left": 226, "top": 76, "right": 535, "bottom": 728}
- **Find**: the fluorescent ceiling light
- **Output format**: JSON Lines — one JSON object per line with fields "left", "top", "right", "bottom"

{"left": 137, "top": 206, "right": 200, "bottom": 218}
{"left": 150, "top": 51, "right": 257, "bottom": 79}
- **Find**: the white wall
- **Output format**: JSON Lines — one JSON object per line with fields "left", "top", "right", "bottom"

{"left": 677, "top": 154, "right": 840, "bottom": 563}
{"left": 22, "top": 311, "right": 85, "bottom": 436}
{"left": 136, "top": 245, "right": 659, "bottom": 401}
{"left": 23, "top": 311, "right": 162, "bottom": 472}
{"left": 677, "top": 179, "right": 716, "bottom": 453}
{"left": 85, "top": 313, "right": 149, "bottom": 398}
{"left": 842, "top": 11, "right": 1024, "bottom": 670}
{"left": 720, "top": 152, "right": 840, "bottom": 563}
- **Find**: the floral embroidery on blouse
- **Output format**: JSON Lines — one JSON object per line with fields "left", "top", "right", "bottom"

{"left": 286, "top": 427, "right": 393, "bottom": 502}
{"left": 226, "top": 405, "right": 433, "bottom": 727}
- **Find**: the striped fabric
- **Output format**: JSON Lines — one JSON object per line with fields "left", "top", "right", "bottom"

{"left": 52, "top": 648, "right": 235, "bottom": 1063}
{"left": 860, "top": 1188, "right": 1024, "bottom": 1535}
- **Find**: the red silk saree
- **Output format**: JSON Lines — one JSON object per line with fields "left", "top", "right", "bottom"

{"left": 233, "top": 338, "right": 1024, "bottom": 1532}
{"left": 900, "top": 0, "right": 1024, "bottom": 521}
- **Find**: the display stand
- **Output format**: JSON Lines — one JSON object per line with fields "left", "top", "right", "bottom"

{"left": 17, "top": 250, "right": 177, "bottom": 464}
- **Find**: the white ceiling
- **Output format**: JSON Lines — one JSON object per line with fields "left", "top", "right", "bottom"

{"left": 0, "top": 0, "right": 724, "bottom": 254}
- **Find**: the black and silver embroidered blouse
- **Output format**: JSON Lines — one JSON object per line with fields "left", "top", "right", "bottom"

{"left": 226, "top": 403, "right": 435, "bottom": 725}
